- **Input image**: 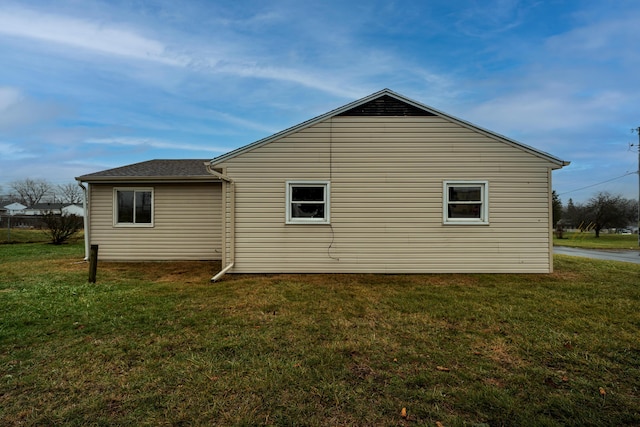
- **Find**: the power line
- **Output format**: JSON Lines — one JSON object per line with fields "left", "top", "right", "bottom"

{"left": 558, "top": 171, "right": 638, "bottom": 196}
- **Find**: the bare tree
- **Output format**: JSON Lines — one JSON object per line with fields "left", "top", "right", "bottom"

{"left": 57, "top": 182, "right": 83, "bottom": 204}
{"left": 9, "top": 178, "right": 53, "bottom": 206}
{"left": 581, "top": 192, "right": 636, "bottom": 237}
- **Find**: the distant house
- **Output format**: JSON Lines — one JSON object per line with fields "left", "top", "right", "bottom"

{"left": 61, "top": 203, "right": 84, "bottom": 217}
{"left": 77, "top": 89, "right": 569, "bottom": 277}
{"left": 24, "top": 203, "right": 63, "bottom": 216}
{"left": 20, "top": 202, "right": 84, "bottom": 217}
{"left": 2, "top": 202, "right": 27, "bottom": 215}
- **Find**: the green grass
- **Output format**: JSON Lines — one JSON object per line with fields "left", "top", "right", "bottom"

{"left": 0, "top": 228, "right": 84, "bottom": 245}
{"left": 554, "top": 231, "right": 639, "bottom": 250}
{"left": 1, "top": 242, "right": 640, "bottom": 426}
{"left": 0, "top": 228, "right": 48, "bottom": 244}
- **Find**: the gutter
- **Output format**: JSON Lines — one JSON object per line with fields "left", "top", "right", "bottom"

{"left": 211, "top": 262, "right": 235, "bottom": 282}
{"left": 204, "top": 163, "right": 235, "bottom": 282}
{"left": 77, "top": 181, "right": 90, "bottom": 261}
{"left": 74, "top": 176, "right": 220, "bottom": 184}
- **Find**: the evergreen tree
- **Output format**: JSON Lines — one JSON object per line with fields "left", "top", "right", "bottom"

{"left": 552, "top": 191, "right": 563, "bottom": 226}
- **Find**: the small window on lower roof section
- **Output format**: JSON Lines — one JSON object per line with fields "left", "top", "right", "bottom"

{"left": 443, "top": 181, "right": 488, "bottom": 225}
{"left": 286, "top": 181, "right": 330, "bottom": 224}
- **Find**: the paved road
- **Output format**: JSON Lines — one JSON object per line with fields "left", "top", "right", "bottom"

{"left": 554, "top": 246, "right": 640, "bottom": 264}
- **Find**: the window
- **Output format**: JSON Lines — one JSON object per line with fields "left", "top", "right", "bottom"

{"left": 443, "top": 181, "right": 488, "bottom": 225}
{"left": 114, "top": 188, "right": 153, "bottom": 226}
{"left": 286, "top": 181, "right": 330, "bottom": 224}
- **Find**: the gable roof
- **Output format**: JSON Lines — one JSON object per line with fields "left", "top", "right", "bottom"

{"left": 27, "top": 202, "right": 64, "bottom": 210}
{"left": 76, "top": 159, "right": 218, "bottom": 183}
{"left": 337, "top": 94, "right": 435, "bottom": 116}
{"left": 210, "top": 88, "right": 569, "bottom": 169}
{"left": 3, "top": 202, "right": 27, "bottom": 212}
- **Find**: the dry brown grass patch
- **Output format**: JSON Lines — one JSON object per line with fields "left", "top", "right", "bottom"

{"left": 97, "top": 260, "right": 220, "bottom": 284}
{"left": 472, "top": 337, "right": 527, "bottom": 369}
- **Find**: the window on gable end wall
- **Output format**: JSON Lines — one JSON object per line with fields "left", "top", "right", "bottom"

{"left": 443, "top": 181, "right": 489, "bottom": 225}
{"left": 114, "top": 188, "right": 154, "bottom": 227}
{"left": 286, "top": 181, "right": 330, "bottom": 224}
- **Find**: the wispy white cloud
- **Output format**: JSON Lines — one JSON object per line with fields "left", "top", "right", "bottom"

{"left": 216, "top": 10, "right": 286, "bottom": 30}
{"left": 85, "top": 137, "right": 228, "bottom": 154}
{"left": 0, "top": 86, "right": 61, "bottom": 130}
{"left": 465, "top": 87, "right": 628, "bottom": 132}
{"left": 0, "top": 6, "right": 186, "bottom": 66}
{"left": 0, "top": 141, "right": 33, "bottom": 160}
{"left": 0, "top": 5, "right": 373, "bottom": 99}
{"left": 457, "top": 7, "right": 640, "bottom": 142}
{"left": 0, "top": 86, "right": 21, "bottom": 110}
{"left": 205, "top": 110, "right": 278, "bottom": 134}
{"left": 215, "top": 63, "right": 363, "bottom": 99}
{"left": 454, "top": 0, "right": 528, "bottom": 37}
{"left": 546, "top": 13, "right": 640, "bottom": 56}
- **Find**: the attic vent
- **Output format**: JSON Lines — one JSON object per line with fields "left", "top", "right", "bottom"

{"left": 337, "top": 95, "right": 435, "bottom": 117}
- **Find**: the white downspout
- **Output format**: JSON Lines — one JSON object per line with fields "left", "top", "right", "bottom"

{"left": 205, "top": 163, "right": 235, "bottom": 282}
{"left": 78, "top": 181, "right": 90, "bottom": 261}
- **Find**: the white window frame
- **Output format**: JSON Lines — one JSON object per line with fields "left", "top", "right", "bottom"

{"left": 285, "top": 181, "right": 330, "bottom": 224}
{"left": 113, "top": 187, "right": 154, "bottom": 227}
{"left": 443, "top": 181, "right": 489, "bottom": 225}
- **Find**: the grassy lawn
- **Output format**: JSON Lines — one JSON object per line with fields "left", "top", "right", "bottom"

{"left": 0, "top": 228, "right": 84, "bottom": 245}
{"left": 1, "top": 228, "right": 49, "bottom": 244}
{"left": 554, "top": 231, "right": 640, "bottom": 250}
{"left": 1, "top": 243, "right": 639, "bottom": 426}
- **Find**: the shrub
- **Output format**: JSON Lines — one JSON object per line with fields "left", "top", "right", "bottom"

{"left": 41, "top": 213, "right": 83, "bottom": 245}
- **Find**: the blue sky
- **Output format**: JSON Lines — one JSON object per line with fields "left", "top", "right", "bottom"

{"left": 1, "top": 0, "right": 639, "bottom": 203}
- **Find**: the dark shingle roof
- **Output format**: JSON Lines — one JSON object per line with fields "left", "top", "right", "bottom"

{"left": 29, "top": 202, "right": 64, "bottom": 210}
{"left": 76, "top": 159, "right": 217, "bottom": 183}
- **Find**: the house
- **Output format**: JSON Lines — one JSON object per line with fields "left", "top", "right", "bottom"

{"left": 24, "top": 202, "right": 63, "bottom": 215}
{"left": 2, "top": 202, "right": 27, "bottom": 215}
{"left": 15, "top": 202, "right": 84, "bottom": 217}
{"left": 76, "top": 89, "right": 569, "bottom": 277}
{"left": 61, "top": 203, "right": 84, "bottom": 217}
{"left": 75, "top": 160, "right": 222, "bottom": 261}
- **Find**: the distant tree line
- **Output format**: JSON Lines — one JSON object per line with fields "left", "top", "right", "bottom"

{"left": 553, "top": 190, "right": 637, "bottom": 238}
{"left": 2, "top": 178, "right": 82, "bottom": 206}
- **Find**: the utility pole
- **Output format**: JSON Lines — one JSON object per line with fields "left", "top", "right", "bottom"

{"left": 635, "top": 127, "right": 640, "bottom": 247}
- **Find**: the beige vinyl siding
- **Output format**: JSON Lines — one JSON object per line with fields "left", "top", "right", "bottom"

{"left": 89, "top": 183, "right": 221, "bottom": 260}
{"left": 217, "top": 116, "right": 556, "bottom": 273}
{"left": 221, "top": 178, "right": 233, "bottom": 267}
